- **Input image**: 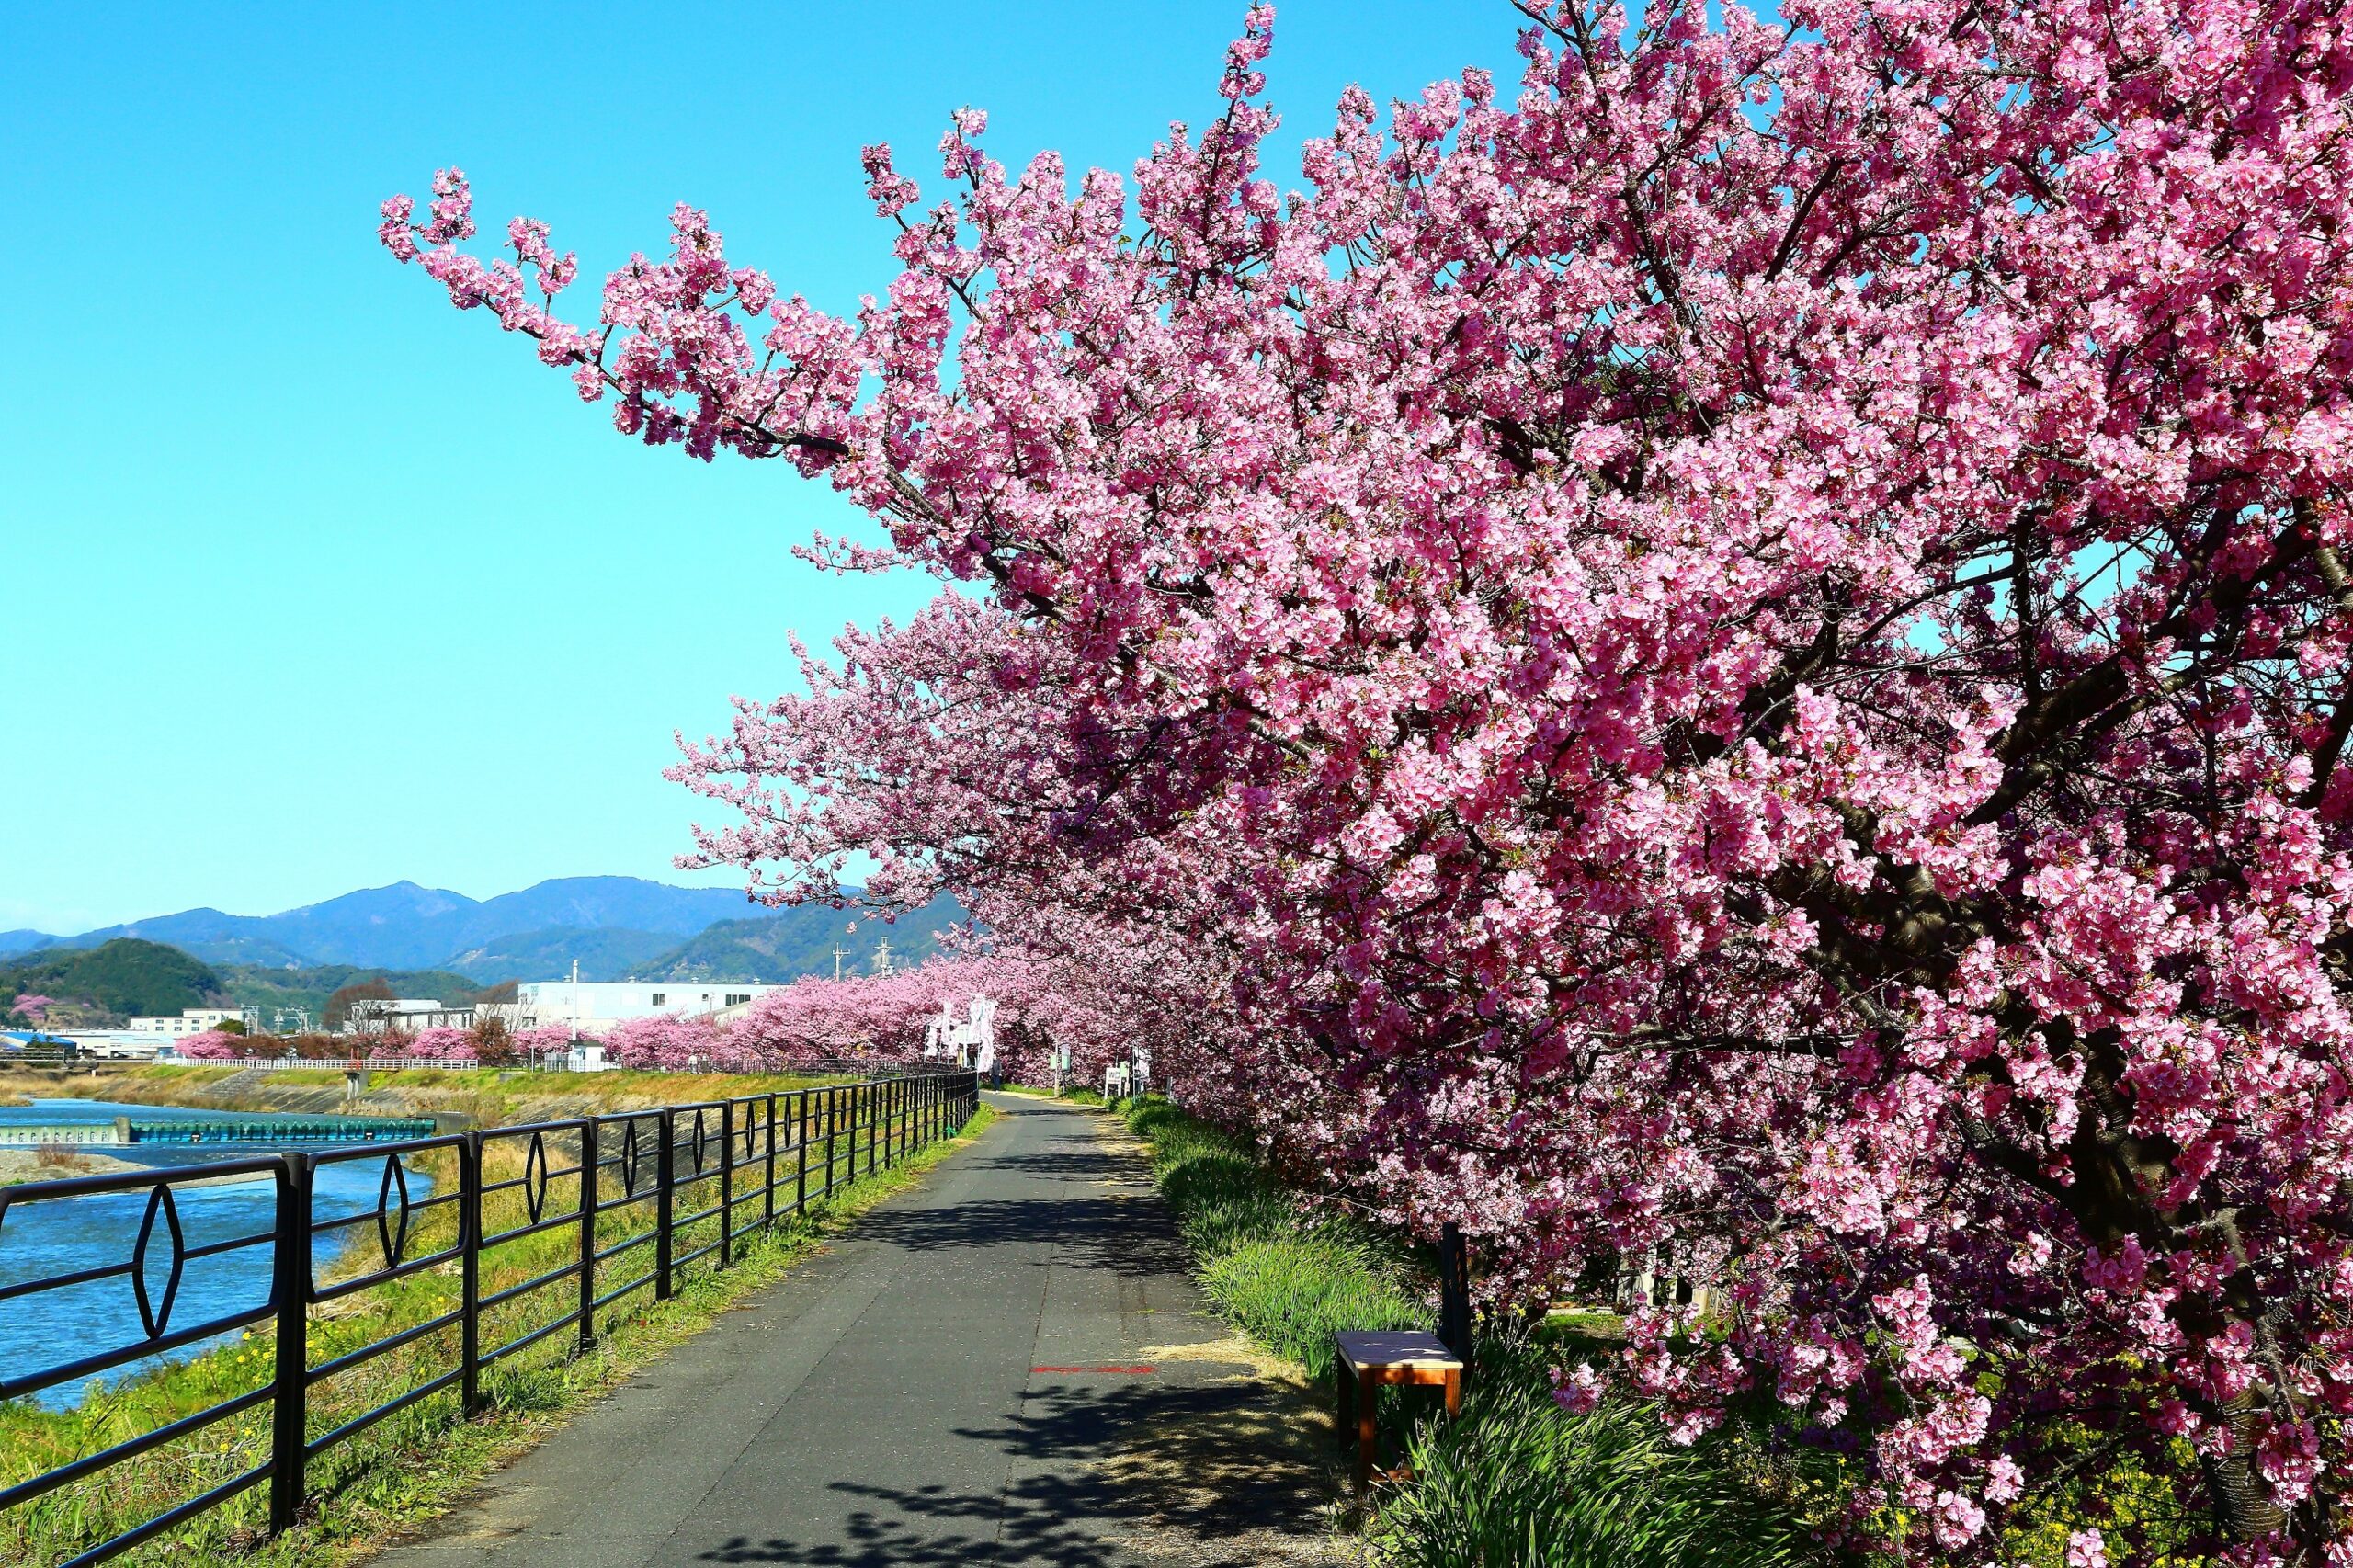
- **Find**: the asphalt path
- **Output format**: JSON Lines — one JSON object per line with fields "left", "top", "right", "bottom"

{"left": 375, "top": 1092, "right": 1290, "bottom": 1568}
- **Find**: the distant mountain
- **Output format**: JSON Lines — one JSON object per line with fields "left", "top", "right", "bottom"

{"left": 45, "top": 876, "right": 767, "bottom": 973}
{"left": 16, "top": 880, "right": 968, "bottom": 1004}
{"left": 46, "top": 907, "right": 315, "bottom": 969}
{"left": 438, "top": 926, "right": 684, "bottom": 984}
{"left": 0, "top": 929, "right": 59, "bottom": 960}
{"left": 635, "top": 897, "right": 964, "bottom": 983}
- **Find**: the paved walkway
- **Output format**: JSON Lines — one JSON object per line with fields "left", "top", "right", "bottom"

{"left": 375, "top": 1094, "right": 1335, "bottom": 1568}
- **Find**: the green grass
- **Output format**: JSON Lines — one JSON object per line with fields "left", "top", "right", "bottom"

{"left": 1122, "top": 1096, "right": 1426, "bottom": 1381}
{"left": 1120, "top": 1096, "right": 1840, "bottom": 1566}
{"left": 2, "top": 1101, "right": 995, "bottom": 1567}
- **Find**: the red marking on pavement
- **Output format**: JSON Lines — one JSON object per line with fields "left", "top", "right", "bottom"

{"left": 1031, "top": 1365, "right": 1156, "bottom": 1375}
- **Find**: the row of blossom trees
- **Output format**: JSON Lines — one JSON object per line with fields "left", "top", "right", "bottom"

{"left": 389, "top": 0, "right": 2353, "bottom": 1560}
{"left": 169, "top": 956, "right": 1121, "bottom": 1080}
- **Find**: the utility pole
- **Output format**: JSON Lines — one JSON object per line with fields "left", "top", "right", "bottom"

{"left": 834, "top": 947, "right": 846, "bottom": 981}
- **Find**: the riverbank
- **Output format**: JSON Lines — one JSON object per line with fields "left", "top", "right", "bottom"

{"left": 0, "top": 1147, "right": 144, "bottom": 1186}
{"left": 1, "top": 1063, "right": 855, "bottom": 1133}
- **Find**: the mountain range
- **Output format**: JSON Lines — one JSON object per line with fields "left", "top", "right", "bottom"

{"left": 0, "top": 877, "right": 960, "bottom": 984}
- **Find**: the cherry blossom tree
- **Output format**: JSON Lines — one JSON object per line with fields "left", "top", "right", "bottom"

{"left": 386, "top": 1026, "right": 477, "bottom": 1062}
{"left": 511, "top": 1024, "right": 593, "bottom": 1062}
{"left": 604, "top": 1010, "right": 755, "bottom": 1072}
{"left": 10, "top": 994, "right": 54, "bottom": 1027}
{"left": 722, "top": 952, "right": 1121, "bottom": 1084}
{"left": 389, "top": 0, "right": 2353, "bottom": 1558}
{"left": 172, "top": 1031, "right": 245, "bottom": 1062}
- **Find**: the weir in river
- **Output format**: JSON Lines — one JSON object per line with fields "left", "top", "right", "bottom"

{"left": 0, "top": 1114, "right": 439, "bottom": 1147}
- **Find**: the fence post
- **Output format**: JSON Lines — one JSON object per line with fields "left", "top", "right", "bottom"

{"left": 718, "top": 1100, "right": 735, "bottom": 1269}
{"left": 763, "top": 1092, "right": 778, "bottom": 1231}
{"left": 268, "top": 1151, "right": 313, "bottom": 1535}
{"left": 654, "top": 1110, "right": 676, "bottom": 1301}
{"left": 460, "top": 1133, "right": 483, "bottom": 1415}
{"left": 867, "top": 1083, "right": 879, "bottom": 1177}
{"left": 795, "top": 1090, "right": 809, "bottom": 1212}
{"left": 578, "top": 1118, "right": 598, "bottom": 1353}
{"left": 824, "top": 1087, "right": 837, "bottom": 1199}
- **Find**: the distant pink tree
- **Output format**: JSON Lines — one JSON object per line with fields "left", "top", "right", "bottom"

{"left": 361, "top": 1029, "right": 417, "bottom": 1062}
{"left": 389, "top": 1027, "right": 477, "bottom": 1062}
{"left": 511, "top": 1024, "right": 595, "bottom": 1060}
{"left": 720, "top": 953, "right": 1116, "bottom": 1083}
{"left": 10, "top": 993, "right": 53, "bottom": 1026}
{"left": 173, "top": 1031, "right": 244, "bottom": 1061}
{"left": 604, "top": 1011, "right": 762, "bottom": 1072}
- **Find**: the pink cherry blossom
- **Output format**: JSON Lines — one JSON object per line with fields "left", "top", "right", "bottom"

{"left": 172, "top": 1031, "right": 244, "bottom": 1061}
{"left": 389, "top": 0, "right": 2353, "bottom": 1558}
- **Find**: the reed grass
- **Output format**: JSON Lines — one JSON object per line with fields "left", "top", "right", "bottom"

{"left": 1370, "top": 1335, "right": 1839, "bottom": 1568}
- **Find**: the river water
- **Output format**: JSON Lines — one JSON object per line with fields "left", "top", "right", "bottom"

{"left": 0, "top": 1099, "right": 439, "bottom": 1410}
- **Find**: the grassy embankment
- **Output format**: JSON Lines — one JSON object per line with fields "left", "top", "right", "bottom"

{"left": 1118, "top": 1096, "right": 1842, "bottom": 1568}
{"left": 0, "top": 1062, "right": 866, "bottom": 1124}
{"left": 2, "top": 1085, "right": 995, "bottom": 1568}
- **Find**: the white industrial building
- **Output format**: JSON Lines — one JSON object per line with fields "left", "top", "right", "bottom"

{"left": 514, "top": 980, "right": 779, "bottom": 1037}
{"left": 128, "top": 1006, "right": 260, "bottom": 1037}
{"left": 347, "top": 998, "right": 475, "bottom": 1035}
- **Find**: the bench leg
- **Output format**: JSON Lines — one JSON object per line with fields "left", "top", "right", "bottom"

{"left": 1357, "top": 1368, "right": 1378, "bottom": 1494}
{"left": 1335, "top": 1363, "right": 1350, "bottom": 1451}
{"left": 1445, "top": 1367, "right": 1462, "bottom": 1418}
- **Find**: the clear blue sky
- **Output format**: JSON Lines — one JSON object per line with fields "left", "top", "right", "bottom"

{"left": 0, "top": 2, "right": 1522, "bottom": 935}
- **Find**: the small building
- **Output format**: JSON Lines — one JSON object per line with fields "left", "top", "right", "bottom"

{"left": 71, "top": 1032, "right": 171, "bottom": 1060}
{"left": 128, "top": 1006, "right": 260, "bottom": 1038}
{"left": 513, "top": 980, "right": 778, "bottom": 1038}
{"left": 2, "top": 1029, "right": 79, "bottom": 1057}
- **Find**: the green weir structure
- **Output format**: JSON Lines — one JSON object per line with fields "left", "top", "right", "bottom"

{"left": 0, "top": 1115, "right": 440, "bottom": 1148}
{"left": 121, "top": 1115, "right": 439, "bottom": 1144}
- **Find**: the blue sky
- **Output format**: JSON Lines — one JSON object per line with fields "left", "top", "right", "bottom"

{"left": 0, "top": 2, "right": 1523, "bottom": 935}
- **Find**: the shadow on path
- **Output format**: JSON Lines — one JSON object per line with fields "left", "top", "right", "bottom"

{"left": 696, "top": 1378, "right": 1328, "bottom": 1567}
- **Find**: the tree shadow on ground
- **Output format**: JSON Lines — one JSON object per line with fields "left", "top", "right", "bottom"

{"left": 848, "top": 1195, "right": 1196, "bottom": 1281}
{"left": 693, "top": 1375, "right": 1344, "bottom": 1567}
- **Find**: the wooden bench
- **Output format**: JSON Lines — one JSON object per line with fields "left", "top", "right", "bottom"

{"left": 1333, "top": 1330, "right": 1464, "bottom": 1494}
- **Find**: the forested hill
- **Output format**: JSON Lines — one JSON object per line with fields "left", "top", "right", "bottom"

{"left": 0, "top": 939, "right": 224, "bottom": 1024}
{"left": 634, "top": 897, "right": 962, "bottom": 982}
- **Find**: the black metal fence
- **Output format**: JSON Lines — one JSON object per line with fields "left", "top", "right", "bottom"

{"left": 0, "top": 1067, "right": 980, "bottom": 1567}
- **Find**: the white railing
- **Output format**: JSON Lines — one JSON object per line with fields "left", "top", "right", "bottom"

{"left": 173, "top": 1056, "right": 483, "bottom": 1071}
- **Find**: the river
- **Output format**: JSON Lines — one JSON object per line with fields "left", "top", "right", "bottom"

{"left": 0, "top": 1099, "right": 439, "bottom": 1411}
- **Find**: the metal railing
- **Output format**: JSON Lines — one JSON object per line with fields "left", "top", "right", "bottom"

{"left": 0, "top": 1067, "right": 980, "bottom": 1567}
